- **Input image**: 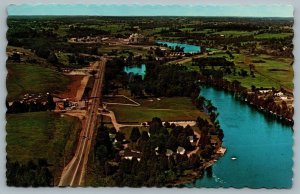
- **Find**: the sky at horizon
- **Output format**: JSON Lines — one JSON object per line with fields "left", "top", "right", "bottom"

{"left": 7, "top": 4, "right": 293, "bottom": 17}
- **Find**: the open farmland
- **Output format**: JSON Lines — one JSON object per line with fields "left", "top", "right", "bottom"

{"left": 6, "top": 112, "right": 81, "bottom": 183}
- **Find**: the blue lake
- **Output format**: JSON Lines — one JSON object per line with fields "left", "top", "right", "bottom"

{"left": 187, "top": 87, "right": 293, "bottom": 188}
{"left": 156, "top": 41, "right": 201, "bottom": 53}
{"left": 124, "top": 64, "right": 146, "bottom": 80}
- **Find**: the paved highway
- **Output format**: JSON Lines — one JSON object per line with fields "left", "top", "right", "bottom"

{"left": 59, "top": 58, "right": 106, "bottom": 187}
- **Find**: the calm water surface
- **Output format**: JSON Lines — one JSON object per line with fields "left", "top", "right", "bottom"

{"left": 187, "top": 87, "right": 293, "bottom": 188}
{"left": 156, "top": 41, "right": 201, "bottom": 53}
{"left": 124, "top": 64, "right": 146, "bottom": 79}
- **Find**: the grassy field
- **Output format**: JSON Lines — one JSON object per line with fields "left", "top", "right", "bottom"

{"left": 197, "top": 51, "right": 293, "bottom": 90}
{"left": 7, "top": 62, "right": 70, "bottom": 101}
{"left": 6, "top": 112, "right": 81, "bottom": 183}
{"left": 212, "top": 30, "right": 254, "bottom": 37}
{"left": 108, "top": 97, "right": 209, "bottom": 123}
{"left": 255, "top": 33, "right": 293, "bottom": 39}
{"left": 179, "top": 27, "right": 195, "bottom": 32}
{"left": 100, "top": 45, "right": 149, "bottom": 57}
{"left": 227, "top": 54, "right": 293, "bottom": 90}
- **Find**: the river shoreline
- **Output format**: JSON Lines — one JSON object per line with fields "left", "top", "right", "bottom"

{"left": 198, "top": 78, "right": 294, "bottom": 127}
{"left": 191, "top": 87, "right": 293, "bottom": 188}
{"left": 168, "top": 146, "right": 226, "bottom": 187}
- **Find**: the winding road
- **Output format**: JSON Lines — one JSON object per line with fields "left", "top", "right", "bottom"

{"left": 99, "top": 110, "right": 141, "bottom": 131}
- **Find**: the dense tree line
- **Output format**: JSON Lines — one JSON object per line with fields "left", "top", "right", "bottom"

{"left": 6, "top": 94, "right": 56, "bottom": 114}
{"left": 7, "top": 158, "right": 53, "bottom": 187}
{"left": 67, "top": 26, "right": 110, "bottom": 38}
{"left": 102, "top": 57, "right": 128, "bottom": 95}
{"left": 127, "top": 63, "right": 199, "bottom": 98}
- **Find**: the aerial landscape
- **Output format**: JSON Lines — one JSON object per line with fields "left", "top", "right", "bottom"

{"left": 6, "top": 5, "right": 294, "bottom": 188}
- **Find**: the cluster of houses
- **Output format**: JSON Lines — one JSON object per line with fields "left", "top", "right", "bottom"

{"left": 254, "top": 88, "right": 293, "bottom": 104}
{"left": 69, "top": 36, "right": 109, "bottom": 43}
{"left": 14, "top": 93, "right": 49, "bottom": 105}
{"left": 128, "top": 33, "right": 149, "bottom": 44}
{"left": 7, "top": 93, "right": 52, "bottom": 113}
{"left": 118, "top": 138, "right": 222, "bottom": 162}
{"left": 247, "top": 88, "right": 294, "bottom": 122}
{"left": 119, "top": 146, "right": 189, "bottom": 162}
{"left": 54, "top": 98, "right": 86, "bottom": 111}
{"left": 68, "top": 33, "right": 152, "bottom": 45}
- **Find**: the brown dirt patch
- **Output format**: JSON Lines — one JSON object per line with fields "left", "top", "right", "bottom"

{"left": 55, "top": 75, "right": 84, "bottom": 101}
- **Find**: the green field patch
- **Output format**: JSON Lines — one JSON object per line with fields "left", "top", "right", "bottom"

{"left": 103, "top": 96, "right": 138, "bottom": 105}
{"left": 212, "top": 30, "right": 254, "bottom": 37}
{"left": 6, "top": 112, "right": 81, "bottom": 182}
{"left": 235, "top": 54, "right": 293, "bottom": 90}
{"left": 7, "top": 62, "right": 70, "bottom": 101}
{"left": 108, "top": 97, "right": 208, "bottom": 123}
{"left": 179, "top": 27, "right": 195, "bottom": 32}
{"left": 206, "top": 52, "right": 293, "bottom": 90}
{"left": 255, "top": 33, "right": 293, "bottom": 39}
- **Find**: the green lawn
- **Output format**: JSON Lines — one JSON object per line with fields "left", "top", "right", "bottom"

{"left": 255, "top": 33, "right": 293, "bottom": 39}
{"left": 203, "top": 52, "right": 293, "bottom": 90}
{"left": 179, "top": 27, "right": 195, "bottom": 32}
{"left": 143, "top": 27, "right": 170, "bottom": 35}
{"left": 108, "top": 97, "right": 209, "bottom": 123}
{"left": 228, "top": 54, "right": 293, "bottom": 90}
{"left": 212, "top": 30, "right": 254, "bottom": 37}
{"left": 7, "top": 62, "right": 70, "bottom": 101}
{"left": 6, "top": 112, "right": 81, "bottom": 182}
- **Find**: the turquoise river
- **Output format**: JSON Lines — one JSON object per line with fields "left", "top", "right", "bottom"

{"left": 187, "top": 87, "right": 293, "bottom": 188}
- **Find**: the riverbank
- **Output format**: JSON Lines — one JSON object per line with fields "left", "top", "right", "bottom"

{"left": 198, "top": 76, "right": 293, "bottom": 126}
{"left": 189, "top": 87, "right": 293, "bottom": 188}
{"left": 169, "top": 146, "right": 226, "bottom": 187}
{"left": 168, "top": 92, "right": 226, "bottom": 187}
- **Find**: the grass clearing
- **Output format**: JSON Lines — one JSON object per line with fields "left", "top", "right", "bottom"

{"left": 179, "top": 27, "right": 195, "bottom": 32}
{"left": 6, "top": 112, "right": 81, "bottom": 183}
{"left": 7, "top": 62, "right": 70, "bottom": 101}
{"left": 230, "top": 54, "right": 293, "bottom": 90}
{"left": 108, "top": 97, "right": 209, "bottom": 123}
{"left": 204, "top": 52, "right": 293, "bottom": 90}
{"left": 255, "top": 33, "right": 293, "bottom": 39}
{"left": 212, "top": 30, "right": 254, "bottom": 37}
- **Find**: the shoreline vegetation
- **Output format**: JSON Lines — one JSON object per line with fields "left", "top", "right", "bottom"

{"left": 198, "top": 76, "right": 294, "bottom": 126}
{"left": 168, "top": 146, "right": 226, "bottom": 187}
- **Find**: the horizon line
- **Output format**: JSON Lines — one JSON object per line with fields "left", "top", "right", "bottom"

{"left": 7, "top": 4, "right": 293, "bottom": 18}
{"left": 7, "top": 15, "right": 294, "bottom": 18}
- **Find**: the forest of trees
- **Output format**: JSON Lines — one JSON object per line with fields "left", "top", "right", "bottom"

{"left": 7, "top": 158, "right": 53, "bottom": 187}
{"left": 122, "top": 63, "right": 198, "bottom": 98}
{"left": 6, "top": 94, "right": 56, "bottom": 114}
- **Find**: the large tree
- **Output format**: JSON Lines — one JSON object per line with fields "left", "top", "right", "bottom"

{"left": 130, "top": 127, "right": 141, "bottom": 142}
